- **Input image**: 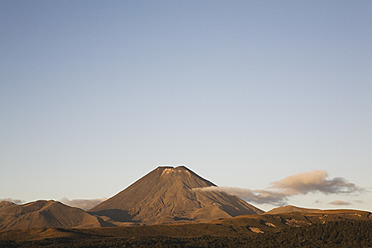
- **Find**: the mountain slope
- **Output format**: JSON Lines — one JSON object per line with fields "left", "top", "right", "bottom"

{"left": 0, "top": 200, "right": 104, "bottom": 231}
{"left": 90, "top": 166, "right": 263, "bottom": 224}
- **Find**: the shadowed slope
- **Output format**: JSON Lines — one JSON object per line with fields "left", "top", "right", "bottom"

{"left": 0, "top": 200, "right": 104, "bottom": 231}
{"left": 90, "top": 166, "right": 263, "bottom": 224}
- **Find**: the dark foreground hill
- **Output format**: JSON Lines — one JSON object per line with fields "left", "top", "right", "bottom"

{"left": 90, "top": 166, "right": 263, "bottom": 225}
{"left": 0, "top": 200, "right": 106, "bottom": 231}
{"left": 1, "top": 207, "right": 371, "bottom": 248}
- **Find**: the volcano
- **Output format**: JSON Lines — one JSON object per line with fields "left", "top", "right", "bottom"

{"left": 90, "top": 166, "right": 263, "bottom": 224}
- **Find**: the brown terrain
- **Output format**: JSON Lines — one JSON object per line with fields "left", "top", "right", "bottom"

{"left": 0, "top": 166, "right": 371, "bottom": 247}
{"left": 216, "top": 205, "right": 371, "bottom": 232}
{"left": 0, "top": 200, "right": 105, "bottom": 231}
{"left": 0, "top": 205, "right": 370, "bottom": 243}
{"left": 90, "top": 166, "right": 263, "bottom": 225}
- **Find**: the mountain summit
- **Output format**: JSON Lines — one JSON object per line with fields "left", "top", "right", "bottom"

{"left": 90, "top": 166, "right": 263, "bottom": 224}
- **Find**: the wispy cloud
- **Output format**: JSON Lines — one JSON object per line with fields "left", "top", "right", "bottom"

{"left": 60, "top": 197, "right": 106, "bottom": 210}
{"left": 329, "top": 200, "right": 352, "bottom": 206}
{"left": 197, "top": 186, "right": 288, "bottom": 205}
{"left": 195, "top": 170, "right": 362, "bottom": 206}
{"left": 0, "top": 198, "right": 24, "bottom": 204}
{"left": 271, "top": 170, "right": 359, "bottom": 195}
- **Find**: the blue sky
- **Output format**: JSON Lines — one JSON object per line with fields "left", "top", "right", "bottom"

{"left": 1, "top": 1, "right": 371, "bottom": 211}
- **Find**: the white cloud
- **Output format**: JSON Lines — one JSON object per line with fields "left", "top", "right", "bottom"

{"left": 196, "top": 186, "right": 287, "bottom": 205}
{"left": 60, "top": 197, "right": 106, "bottom": 210}
{"left": 0, "top": 198, "right": 24, "bottom": 204}
{"left": 195, "top": 170, "right": 361, "bottom": 206}
{"left": 271, "top": 170, "right": 359, "bottom": 195}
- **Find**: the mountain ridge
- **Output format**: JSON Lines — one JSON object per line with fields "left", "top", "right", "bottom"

{"left": 265, "top": 205, "right": 371, "bottom": 215}
{"left": 0, "top": 200, "right": 106, "bottom": 231}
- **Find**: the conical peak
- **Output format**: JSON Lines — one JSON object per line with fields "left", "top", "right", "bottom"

{"left": 156, "top": 165, "right": 192, "bottom": 174}
{"left": 156, "top": 165, "right": 189, "bottom": 170}
{"left": 156, "top": 166, "right": 174, "bottom": 169}
{"left": 90, "top": 165, "right": 263, "bottom": 223}
{"left": 175, "top": 165, "right": 189, "bottom": 170}
{"left": 155, "top": 165, "right": 198, "bottom": 178}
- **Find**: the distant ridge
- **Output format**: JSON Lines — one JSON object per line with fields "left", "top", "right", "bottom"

{"left": 90, "top": 166, "right": 263, "bottom": 224}
{"left": 265, "top": 205, "right": 370, "bottom": 215}
{"left": 0, "top": 200, "right": 105, "bottom": 231}
{"left": 265, "top": 205, "right": 321, "bottom": 215}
